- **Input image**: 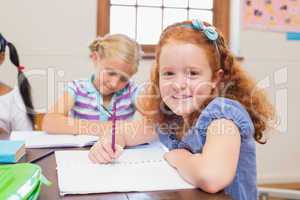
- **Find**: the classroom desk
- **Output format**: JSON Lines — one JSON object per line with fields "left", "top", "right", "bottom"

{"left": 0, "top": 133, "right": 232, "bottom": 200}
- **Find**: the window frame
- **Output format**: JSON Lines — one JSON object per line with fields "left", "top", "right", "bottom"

{"left": 97, "top": 0, "right": 230, "bottom": 59}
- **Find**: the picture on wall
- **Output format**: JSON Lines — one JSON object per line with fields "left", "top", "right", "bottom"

{"left": 243, "top": 0, "right": 300, "bottom": 32}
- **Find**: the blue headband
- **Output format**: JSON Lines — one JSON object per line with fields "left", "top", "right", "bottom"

{"left": 182, "top": 19, "right": 219, "bottom": 41}
{"left": 181, "top": 19, "right": 221, "bottom": 68}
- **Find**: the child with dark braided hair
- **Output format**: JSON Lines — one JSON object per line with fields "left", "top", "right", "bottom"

{"left": 0, "top": 33, "right": 34, "bottom": 133}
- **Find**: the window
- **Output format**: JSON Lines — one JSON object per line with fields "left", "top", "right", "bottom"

{"left": 97, "top": 0, "right": 230, "bottom": 58}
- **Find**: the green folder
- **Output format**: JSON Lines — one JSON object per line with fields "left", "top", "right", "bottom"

{"left": 0, "top": 163, "right": 51, "bottom": 200}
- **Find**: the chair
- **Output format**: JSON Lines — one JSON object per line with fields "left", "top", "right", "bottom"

{"left": 258, "top": 187, "right": 300, "bottom": 200}
{"left": 34, "top": 113, "right": 45, "bottom": 131}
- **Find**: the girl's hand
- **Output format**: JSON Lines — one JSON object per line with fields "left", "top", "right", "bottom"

{"left": 164, "top": 149, "right": 192, "bottom": 168}
{"left": 88, "top": 140, "right": 123, "bottom": 164}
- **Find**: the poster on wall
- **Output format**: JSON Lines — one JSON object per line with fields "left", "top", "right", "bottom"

{"left": 287, "top": 32, "right": 300, "bottom": 40}
{"left": 243, "top": 0, "right": 300, "bottom": 32}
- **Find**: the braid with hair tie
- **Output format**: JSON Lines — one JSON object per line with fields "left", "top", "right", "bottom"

{"left": 0, "top": 33, "right": 35, "bottom": 128}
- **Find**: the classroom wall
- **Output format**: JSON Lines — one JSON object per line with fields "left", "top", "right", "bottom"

{"left": 0, "top": 0, "right": 97, "bottom": 112}
{"left": 1, "top": 0, "right": 299, "bottom": 183}
{"left": 241, "top": 31, "right": 300, "bottom": 183}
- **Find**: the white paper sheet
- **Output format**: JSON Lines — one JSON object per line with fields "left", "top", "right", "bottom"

{"left": 55, "top": 147, "right": 195, "bottom": 195}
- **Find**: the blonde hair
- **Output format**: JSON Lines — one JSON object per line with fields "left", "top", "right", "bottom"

{"left": 89, "top": 34, "right": 141, "bottom": 73}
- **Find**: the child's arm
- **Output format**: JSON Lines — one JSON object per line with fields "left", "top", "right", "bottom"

{"left": 89, "top": 118, "right": 157, "bottom": 163}
{"left": 42, "top": 92, "right": 112, "bottom": 136}
{"left": 164, "top": 119, "right": 241, "bottom": 194}
{"left": 42, "top": 91, "right": 157, "bottom": 144}
{"left": 88, "top": 92, "right": 158, "bottom": 163}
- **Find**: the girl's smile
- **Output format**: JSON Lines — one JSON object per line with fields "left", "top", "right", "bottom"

{"left": 159, "top": 42, "right": 219, "bottom": 117}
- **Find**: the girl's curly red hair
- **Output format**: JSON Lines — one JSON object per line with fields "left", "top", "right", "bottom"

{"left": 138, "top": 21, "right": 275, "bottom": 144}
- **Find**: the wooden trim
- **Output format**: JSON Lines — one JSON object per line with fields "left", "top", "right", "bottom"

{"left": 142, "top": 52, "right": 155, "bottom": 59}
{"left": 259, "top": 183, "right": 300, "bottom": 190}
{"left": 97, "top": 0, "right": 110, "bottom": 36}
{"left": 142, "top": 45, "right": 156, "bottom": 53}
{"left": 34, "top": 113, "right": 45, "bottom": 131}
{"left": 97, "top": 0, "right": 231, "bottom": 53}
{"left": 142, "top": 45, "right": 156, "bottom": 59}
{"left": 213, "top": 0, "right": 230, "bottom": 43}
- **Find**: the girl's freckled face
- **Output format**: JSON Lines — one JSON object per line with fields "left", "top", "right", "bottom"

{"left": 159, "top": 42, "right": 217, "bottom": 117}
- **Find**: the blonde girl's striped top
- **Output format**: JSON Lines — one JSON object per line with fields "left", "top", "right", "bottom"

{"left": 66, "top": 75, "right": 139, "bottom": 121}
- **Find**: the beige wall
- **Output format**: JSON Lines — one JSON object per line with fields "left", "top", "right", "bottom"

{"left": 241, "top": 30, "right": 300, "bottom": 183}
{"left": 1, "top": 0, "right": 299, "bottom": 183}
{"left": 0, "top": 0, "right": 97, "bottom": 111}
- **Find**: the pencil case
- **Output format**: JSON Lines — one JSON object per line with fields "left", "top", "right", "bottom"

{"left": 0, "top": 163, "right": 51, "bottom": 200}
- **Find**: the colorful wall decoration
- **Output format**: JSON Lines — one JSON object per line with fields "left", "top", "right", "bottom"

{"left": 243, "top": 0, "right": 300, "bottom": 32}
{"left": 287, "top": 32, "right": 300, "bottom": 40}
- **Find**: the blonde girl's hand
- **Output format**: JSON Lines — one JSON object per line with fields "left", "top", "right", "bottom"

{"left": 88, "top": 140, "right": 123, "bottom": 164}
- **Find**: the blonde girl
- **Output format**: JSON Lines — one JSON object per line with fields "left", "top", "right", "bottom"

{"left": 43, "top": 34, "right": 142, "bottom": 136}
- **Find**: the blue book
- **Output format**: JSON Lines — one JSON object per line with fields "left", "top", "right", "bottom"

{"left": 0, "top": 140, "right": 25, "bottom": 163}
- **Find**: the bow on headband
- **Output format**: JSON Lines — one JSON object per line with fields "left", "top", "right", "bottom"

{"left": 181, "top": 19, "right": 221, "bottom": 68}
{"left": 183, "top": 19, "right": 219, "bottom": 41}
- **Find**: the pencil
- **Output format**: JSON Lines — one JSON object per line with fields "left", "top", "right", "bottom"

{"left": 111, "top": 102, "right": 116, "bottom": 152}
{"left": 101, "top": 105, "right": 112, "bottom": 117}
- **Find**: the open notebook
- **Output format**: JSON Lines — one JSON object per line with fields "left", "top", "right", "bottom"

{"left": 55, "top": 145, "right": 195, "bottom": 195}
{"left": 10, "top": 131, "right": 99, "bottom": 148}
